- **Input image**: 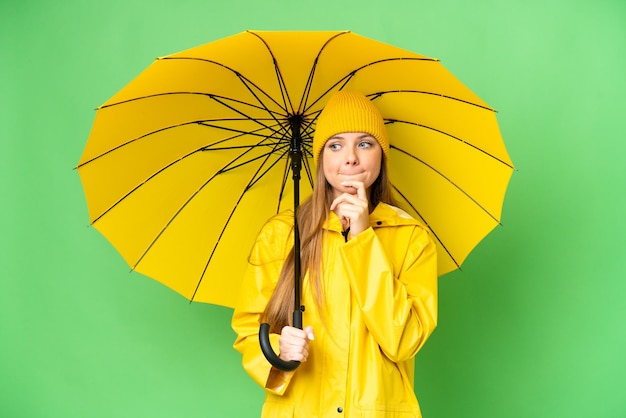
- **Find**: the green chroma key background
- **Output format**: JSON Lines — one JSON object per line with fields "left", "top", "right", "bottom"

{"left": 1, "top": 0, "right": 624, "bottom": 417}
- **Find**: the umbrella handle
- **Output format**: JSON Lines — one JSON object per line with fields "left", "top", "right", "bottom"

{"left": 259, "top": 309, "right": 302, "bottom": 371}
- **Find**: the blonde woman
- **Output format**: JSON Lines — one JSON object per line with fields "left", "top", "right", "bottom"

{"left": 232, "top": 91, "right": 438, "bottom": 417}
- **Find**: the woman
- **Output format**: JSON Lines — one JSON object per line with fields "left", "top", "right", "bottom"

{"left": 232, "top": 91, "right": 438, "bottom": 417}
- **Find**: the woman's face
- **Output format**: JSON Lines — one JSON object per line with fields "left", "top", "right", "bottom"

{"left": 321, "top": 132, "right": 382, "bottom": 199}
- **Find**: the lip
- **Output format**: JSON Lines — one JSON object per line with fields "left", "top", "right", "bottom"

{"left": 338, "top": 171, "right": 365, "bottom": 176}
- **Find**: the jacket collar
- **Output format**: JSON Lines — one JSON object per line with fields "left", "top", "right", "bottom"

{"left": 324, "top": 202, "right": 419, "bottom": 233}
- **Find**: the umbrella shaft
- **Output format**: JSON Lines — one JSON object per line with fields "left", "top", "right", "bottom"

{"left": 289, "top": 114, "right": 304, "bottom": 320}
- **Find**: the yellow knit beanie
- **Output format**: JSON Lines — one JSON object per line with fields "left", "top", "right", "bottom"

{"left": 312, "top": 91, "right": 389, "bottom": 165}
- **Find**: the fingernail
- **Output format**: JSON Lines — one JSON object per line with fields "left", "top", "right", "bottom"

{"left": 308, "top": 332, "right": 315, "bottom": 340}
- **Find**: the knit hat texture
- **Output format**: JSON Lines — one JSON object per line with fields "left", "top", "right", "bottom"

{"left": 312, "top": 91, "right": 389, "bottom": 164}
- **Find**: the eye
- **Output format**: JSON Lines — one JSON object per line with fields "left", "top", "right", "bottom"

{"left": 358, "top": 141, "right": 373, "bottom": 149}
{"left": 327, "top": 142, "right": 341, "bottom": 151}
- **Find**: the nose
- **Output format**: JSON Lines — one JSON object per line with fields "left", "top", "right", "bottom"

{"left": 345, "top": 147, "right": 358, "bottom": 165}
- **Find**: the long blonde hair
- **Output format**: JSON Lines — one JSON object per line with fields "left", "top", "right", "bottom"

{"left": 260, "top": 154, "right": 396, "bottom": 332}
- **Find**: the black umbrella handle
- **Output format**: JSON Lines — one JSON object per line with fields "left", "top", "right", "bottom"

{"left": 259, "top": 309, "right": 302, "bottom": 371}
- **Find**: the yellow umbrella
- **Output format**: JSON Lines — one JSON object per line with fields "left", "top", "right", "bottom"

{"left": 77, "top": 30, "right": 514, "bottom": 310}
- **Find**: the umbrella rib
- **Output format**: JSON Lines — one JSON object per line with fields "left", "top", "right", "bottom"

{"left": 301, "top": 147, "right": 315, "bottom": 189}
{"left": 302, "top": 57, "right": 496, "bottom": 117}
{"left": 77, "top": 117, "right": 282, "bottom": 170}
{"left": 158, "top": 53, "right": 298, "bottom": 129}
{"left": 198, "top": 118, "right": 288, "bottom": 143}
{"left": 130, "top": 132, "right": 287, "bottom": 278}
{"left": 302, "top": 57, "right": 439, "bottom": 113}
{"left": 391, "top": 185, "right": 461, "bottom": 271}
{"left": 88, "top": 121, "right": 286, "bottom": 224}
{"left": 83, "top": 91, "right": 297, "bottom": 171}
{"left": 227, "top": 72, "right": 295, "bottom": 135}
{"left": 372, "top": 89, "right": 495, "bottom": 112}
{"left": 277, "top": 154, "right": 291, "bottom": 214}
{"left": 115, "top": 56, "right": 289, "bottom": 114}
{"left": 99, "top": 58, "right": 293, "bottom": 153}
{"left": 185, "top": 61, "right": 290, "bottom": 132}
{"left": 303, "top": 72, "right": 357, "bottom": 113}
{"left": 203, "top": 94, "right": 286, "bottom": 126}
{"left": 391, "top": 144, "right": 503, "bottom": 225}
{"left": 252, "top": 145, "right": 291, "bottom": 190}
{"left": 189, "top": 136, "right": 291, "bottom": 302}
{"left": 77, "top": 120, "right": 209, "bottom": 168}
{"left": 80, "top": 92, "right": 290, "bottom": 168}
{"left": 98, "top": 91, "right": 274, "bottom": 112}
{"left": 246, "top": 31, "right": 295, "bottom": 115}
{"left": 299, "top": 122, "right": 316, "bottom": 186}
{"left": 216, "top": 141, "right": 289, "bottom": 176}
{"left": 298, "top": 30, "right": 350, "bottom": 112}
{"left": 387, "top": 119, "right": 514, "bottom": 170}
{"left": 218, "top": 139, "right": 291, "bottom": 213}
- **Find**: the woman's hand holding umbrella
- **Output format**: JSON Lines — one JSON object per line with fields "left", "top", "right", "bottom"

{"left": 279, "top": 326, "right": 315, "bottom": 362}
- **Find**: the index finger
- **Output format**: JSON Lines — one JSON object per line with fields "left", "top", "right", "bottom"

{"left": 281, "top": 326, "right": 307, "bottom": 339}
{"left": 340, "top": 181, "right": 367, "bottom": 201}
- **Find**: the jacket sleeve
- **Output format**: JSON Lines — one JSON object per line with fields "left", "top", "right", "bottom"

{"left": 231, "top": 218, "right": 295, "bottom": 395}
{"left": 340, "top": 225, "right": 438, "bottom": 362}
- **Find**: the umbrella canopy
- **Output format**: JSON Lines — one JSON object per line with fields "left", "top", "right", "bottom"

{"left": 77, "top": 30, "right": 514, "bottom": 308}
